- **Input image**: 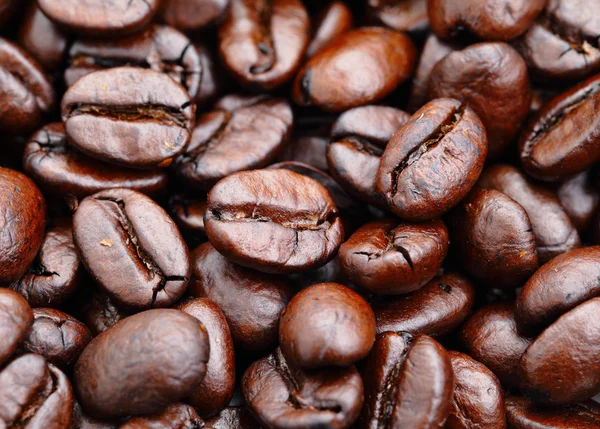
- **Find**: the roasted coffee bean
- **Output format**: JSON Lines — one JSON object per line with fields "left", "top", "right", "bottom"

{"left": 194, "top": 41, "right": 227, "bottom": 108}
{"left": 279, "top": 283, "right": 375, "bottom": 368}
{"left": 478, "top": 164, "right": 580, "bottom": 263}
{"left": 72, "top": 400, "right": 117, "bottom": 429}
{"left": 0, "top": 354, "right": 73, "bottom": 428}
{"left": 0, "top": 38, "right": 55, "bottom": 134}
{"left": 177, "top": 297, "right": 236, "bottom": 417}
{"left": 505, "top": 396, "right": 600, "bottom": 428}
{"left": 460, "top": 303, "right": 532, "bottom": 388}
{"left": 377, "top": 98, "right": 487, "bottom": 221}
{"left": 293, "top": 27, "right": 416, "bottom": 112}
{"left": 445, "top": 351, "right": 506, "bottom": 429}
{"left": 288, "top": 256, "right": 345, "bottom": 291}
{"left": 515, "top": 0, "right": 600, "bottom": 82}
{"left": 11, "top": 218, "right": 81, "bottom": 308}
{"left": 168, "top": 194, "right": 208, "bottom": 243}
{"left": 556, "top": 170, "right": 600, "bottom": 233}
{"left": 450, "top": 188, "right": 538, "bottom": 289}
{"left": 358, "top": 332, "right": 453, "bottom": 429}
{"left": 519, "top": 297, "right": 600, "bottom": 405}
{"left": 174, "top": 95, "right": 293, "bottom": 191}
{"left": 204, "top": 407, "right": 261, "bottom": 429}
{"left": 327, "top": 105, "right": 410, "bottom": 206}
{"left": 0, "top": 167, "right": 46, "bottom": 285}
{"left": 372, "top": 273, "right": 475, "bottom": 336}
{"left": 37, "top": 0, "right": 159, "bottom": 37}
{"left": 61, "top": 67, "right": 195, "bottom": 169}
{"left": 189, "top": 242, "right": 294, "bottom": 352}
{"left": 367, "top": 0, "right": 428, "bottom": 34}
{"left": 428, "top": 42, "right": 530, "bottom": 158}
{"left": 0, "top": 288, "right": 33, "bottom": 366}
{"left": 205, "top": 169, "right": 344, "bottom": 273}
{"left": 306, "top": 1, "right": 353, "bottom": 58}
{"left": 23, "top": 123, "right": 168, "bottom": 199}
{"left": 81, "top": 292, "right": 129, "bottom": 336}
{"left": 339, "top": 218, "right": 449, "bottom": 295}
{"left": 160, "top": 0, "right": 229, "bottom": 32}
{"left": 428, "top": 0, "right": 545, "bottom": 41}
{"left": 74, "top": 309, "right": 210, "bottom": 419}
{"left": 277, "top": 131, "right": 329, "bottom": 172}
{"left": 519, "top": 73, "right": 600, "bottom": 181}
{"left": 120, "top": 403, "right": 204, "bottom": 429}
{"left": 22, "top": 308, "right": 92, "bottom": 369}
{"left": 218, "top": 0, "right": 309, "bottom": 90}
{"left": 73, "top": 188, "right": 190, "bottom": 310}
{"left": 243, "top": 348, "right": 363, "bottom": 429}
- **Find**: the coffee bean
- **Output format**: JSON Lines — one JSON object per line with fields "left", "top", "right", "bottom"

{"left": 120, "top": 403, "right": 204, "bottom": 429}
{"left": 505, "top": 396, "right": 600, "bottom": 428}
{"left": 160, "top": 0, "right": 230, "bottom": 32}
{"left": 367, "top": 0, "right": 428, "bottom": 34}
{"left": 204, "top": 407, "right": 261, "bottom": 429}
{"left": 306, "top": 1, "right": 353, "bottom": 58}
{"left": 168, "top": 194, "right": 208, "bottom": 244}
{"left": 81, "top": 292, "right": 130, "bottom": 336}
{"left": 0, "top": 289, "right": 33, "bottom": 366}
{"left": 73, "top": 188, "right": 190, "bottom": 310}
{"left": 556, "top": 170, "right": 600, "bottom": 233}
{"left": 72, "top": 400, "right": 117, "bottom": 429}
{"left": 194, "top": 41, "right": 227, "bottom": 108}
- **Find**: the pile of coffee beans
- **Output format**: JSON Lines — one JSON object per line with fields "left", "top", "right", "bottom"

{"left": 1, "top": 0, "right": 600, "bottom": 427}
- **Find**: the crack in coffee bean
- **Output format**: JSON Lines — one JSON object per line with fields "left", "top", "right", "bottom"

{"left": 66, "top": 103, "right": 191, "bottom": 129}
{"left": 249, "top": 0, "right": 275, "bottom": 74}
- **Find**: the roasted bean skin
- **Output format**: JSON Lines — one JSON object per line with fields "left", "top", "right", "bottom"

{"left": 0, "top": 288, "right": 33, "bottom": 366}
{"left": 506, "top": 396, "right": 600, "bottom": 428}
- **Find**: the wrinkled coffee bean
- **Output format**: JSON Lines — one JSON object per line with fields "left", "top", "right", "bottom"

{"left": 505, "top": 396, "right": 600, "bottom": 428}
{"left": 368, "top": 0, "right": 428, "bottom": 34}
{"left": 160, "top": 0, "right": 230, "bottom": 33}
{"left": 306, "top": 1, "right": 353, "bottom": 58}
{"left": 120, "top": 403, "right": 204, "bottom": 429}
{"left": 556, "top": 169, "right": 600, "bottom": 233}
{"left": 0, "top": 288, "right": 33, "bottom": 366}
{"left": 81, "top": 292, "right": 129, "bottom": 336}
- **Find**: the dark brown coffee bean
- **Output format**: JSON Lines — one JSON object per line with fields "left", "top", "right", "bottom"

{"left": 189, "top": 242, "right": 294, "bottom": 352}
{"left": 243, "top": 348, "right": 363, "bottom": 429}
{"left": 74, "top": 309, "right": 210, "bottom": 419}
{"left": 176, "top": 297, "right": 236, "bottom": 417}
{"left": 450, "top": 188, "right": 538, "bottom": 289}
{"left": 445, "top": 351, "right": 506, "bottom": 429}
{"left": 37, "top": 0, "right": 159, "bottom": 37}
{"left": 218, "top": 0, "right": 309, "bottom": 90}
{"left": 72, "top": 400, "right": 118, "bottom": 429}
{"left": 205, "top": 169, "right": 344, "bottom": 273}
{"left": 120, "top": 403, "right": 204, "bottom": 429}
{"left": 557, "top": 170, "right": 600, "bottom": 233}
{"left": 279, "top": 283, "right": 375, "bottom": 368}
{"left": 519, "top": 73, "right": 600, "bottom": 181}
{"left": 428, "top": 42, "right": 530, "bottom": 159}
{"left": 293, "top": 27, "right": 416, "bottom": 112}
{"left": 194, "top": 41, "right": 227, "bottom": 108}
{"left": 428, "top": 0, "right": 545, "bottom": 41}
{"left": 339, "top": 218, "right": 449, "bottom": 295}
{"left": 306, "top": 1, "right": 353, "bottom": 58}
{"left": 168, "top": 194, "right": 208, "bottom": 243}
{"left": 73, "top": 188, "right": 190, "bottom": 310}
{"left": 478, "top": 164, "right": 580, "bottom": 263}
{"left": 0, "top": 38, "right": 55, "bottom": 135}
{"left": 288, "top": 256, "right": 345, "bottom": 291}
{"left": 175, "top": 95, "right": 293, "bottom": 190}
{"left": 160, "top": 0, "right": 229, "bottom": 32}
{"left": 367, "top": 0, "right": 428, "bottom": 34}
{"left": 204, "top": 407, "right": 261, "bottom": 429}
{"left": 327, "top": 105, "right": 410, "bottom": 206}
{"left": 460, "top": 303, "right": 532, "bottom": 388}
{"left": 0, "top": 289, "right": 33, "bottom": 367}
{"left": 278, "top": 130, "right": 329, "bottom": 172}
{"left": 61, "top": 67, "right": 195, "bottom": 169}
{"left": 23, "top": 123, "right": 168, "bottom": 199}
{"left": 377, "top": 98, "right": 487, "bottom": 221}
{"left": 358, "top": 332, "right": 453, "bottom": 429}
{"left": 21, "top": 308, "right": 92, "bottom": 369}
{"left": 372, "top": 273, "right": 475, "bottom": 336}
{"left": 505, "top": 396, "right": 600, "bottom": 428}
{"left": 0, "top": 167, "right": 46, "bottom": 285}
{"left": 81, "top": 292, "right": 130, "bottom": 336}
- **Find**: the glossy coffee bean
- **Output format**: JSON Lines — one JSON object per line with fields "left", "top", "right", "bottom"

{"left": 81, "top": 291, "right": 129, "bottom": 336}
{"left": 160, "top": 0, "right": 229, "bottom": 32}
{"left": 243, "top": 348, "right": 363, "bottom": 429}
{"left": 519, "top": 73, "right": 600, "bottom": 181}
{"left": 0, "top": 38, "right": 55, "bottom": 134}
{"left": 293, "top": 27, "right": 416, "bottom": 112}
{"left": 61, "top": 67, "right": 195, "bottom": 169}
{"left": 37, "top": 0, "right": 159, "bottom": 37}
{"left": 516, "top": 247, "right": 600, "bottom": 335}
{"left": 22, "top": 308, "right": 92, "bottom": 369}
{"left": 189, "top": 242, "right": 294, "bottom": 352}
{"left": 358, "top": 332, "right": 453, "bottom": 429}
{"left": 73, "top": 188, "right": 190, "bottom": 310}
{"left": 120, "top": 403, "right": 204, "bottom": 429}
{"left": 0, "top": 354, "right": 73, "bottom": 429}
{"left": 74, "top": 309, "right": 210, "bottom": 419}
{"left": 372, "top": 273, "right": 475, "bottom": 336}
{"left": 168, "top": 194, "right": 208, "bottom": 243}
{"left": 460, "top": 303, "right": 532, "bottom": 388}
{"left": 428, "top": 0, "right": 545, "bottom": 41}
{"left": 367, "top": 0, "right": 428, "bottom": 34}
{"left": 377, "top": 98, "right": 487, "bottom": 221}
{"left": 0, "top": 167, "right": 46, "bottom": 285}
{"left": 450, "top": 188, "right": 538, "bottom": 289}
{"left": 205, "top": 169, "right": 344, "bottom": 274}
{"left": 23, "top": 123, "right": 168, "bottom": 199}
{"left": 556, "top": 170, "right": 600, "bottom": 233}
{"left": 505, "top": 396, "right": 600, "bottom": 428}
{"left": 428, "top": 42, "right": 530, "bottom": 158}
{"left": 0, "top": 289, "right": 33, "bottom": 366}
{"left": 478, "top": 164, "right": 580, "bottom": 263}
{"left": 205, "top": 407, "right": 261, "bottom": 429}
{"left": 306, "top": 1, "right": 353, "bottom": 59}
{"left": 279, "top": 283, "right": 375, "bottom": 368}
{"left": 445, "top": 351, "right": 506, "bottom": 429}
{"left": 327, "top": 105, "right": 410, "bottom": 206}
{"left": 339, "top": 218, "right": 449, "bottom": 295}
{"left": 175, "top": 95, "right": 293, "bottom": 190}
{"left": 177, "top": 297, "right": 235, "bottom": 417}
{"left": 218, "top": 0, "right": 309, "bottom": 90}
